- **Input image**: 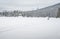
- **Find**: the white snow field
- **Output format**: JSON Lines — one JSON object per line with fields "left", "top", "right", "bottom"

{"left": 0, "top": 17, "right": 60, "bottom": 39}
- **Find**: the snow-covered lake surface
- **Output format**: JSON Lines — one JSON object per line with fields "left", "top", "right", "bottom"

{"left": 0, "top": 17, "right": 60, "bottom": 39}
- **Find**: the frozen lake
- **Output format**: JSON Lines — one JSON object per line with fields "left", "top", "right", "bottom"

{"left": 0, "top": 17, "right": 60, "bottom": 39}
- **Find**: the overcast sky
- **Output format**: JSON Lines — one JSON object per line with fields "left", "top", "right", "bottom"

{"left": 0, "top": 0, "right": 60, "bottom": 11}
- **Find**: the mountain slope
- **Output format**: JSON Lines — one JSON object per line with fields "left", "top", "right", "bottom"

{"left": 23, "top": 3, "right": 60, "bottom": 17}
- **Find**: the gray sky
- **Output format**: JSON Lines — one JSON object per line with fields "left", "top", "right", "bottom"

{"left": 0, "top": 0, "right": 60, "bottom": 11}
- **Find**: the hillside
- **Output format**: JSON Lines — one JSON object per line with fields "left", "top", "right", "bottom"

{"left": 23, "top": 3, "right": 60, "bottom": 17}
{"left": 0, "top": 3, "right": 60, "bottom": 17}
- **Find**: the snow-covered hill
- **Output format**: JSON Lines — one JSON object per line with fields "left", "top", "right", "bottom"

{"left": 0, "top": 17, "right": 60, "bottom": 39}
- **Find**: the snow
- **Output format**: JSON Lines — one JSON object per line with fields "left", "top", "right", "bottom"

{"left": 0, "top": 17, "right": 60, "bottom": 39}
